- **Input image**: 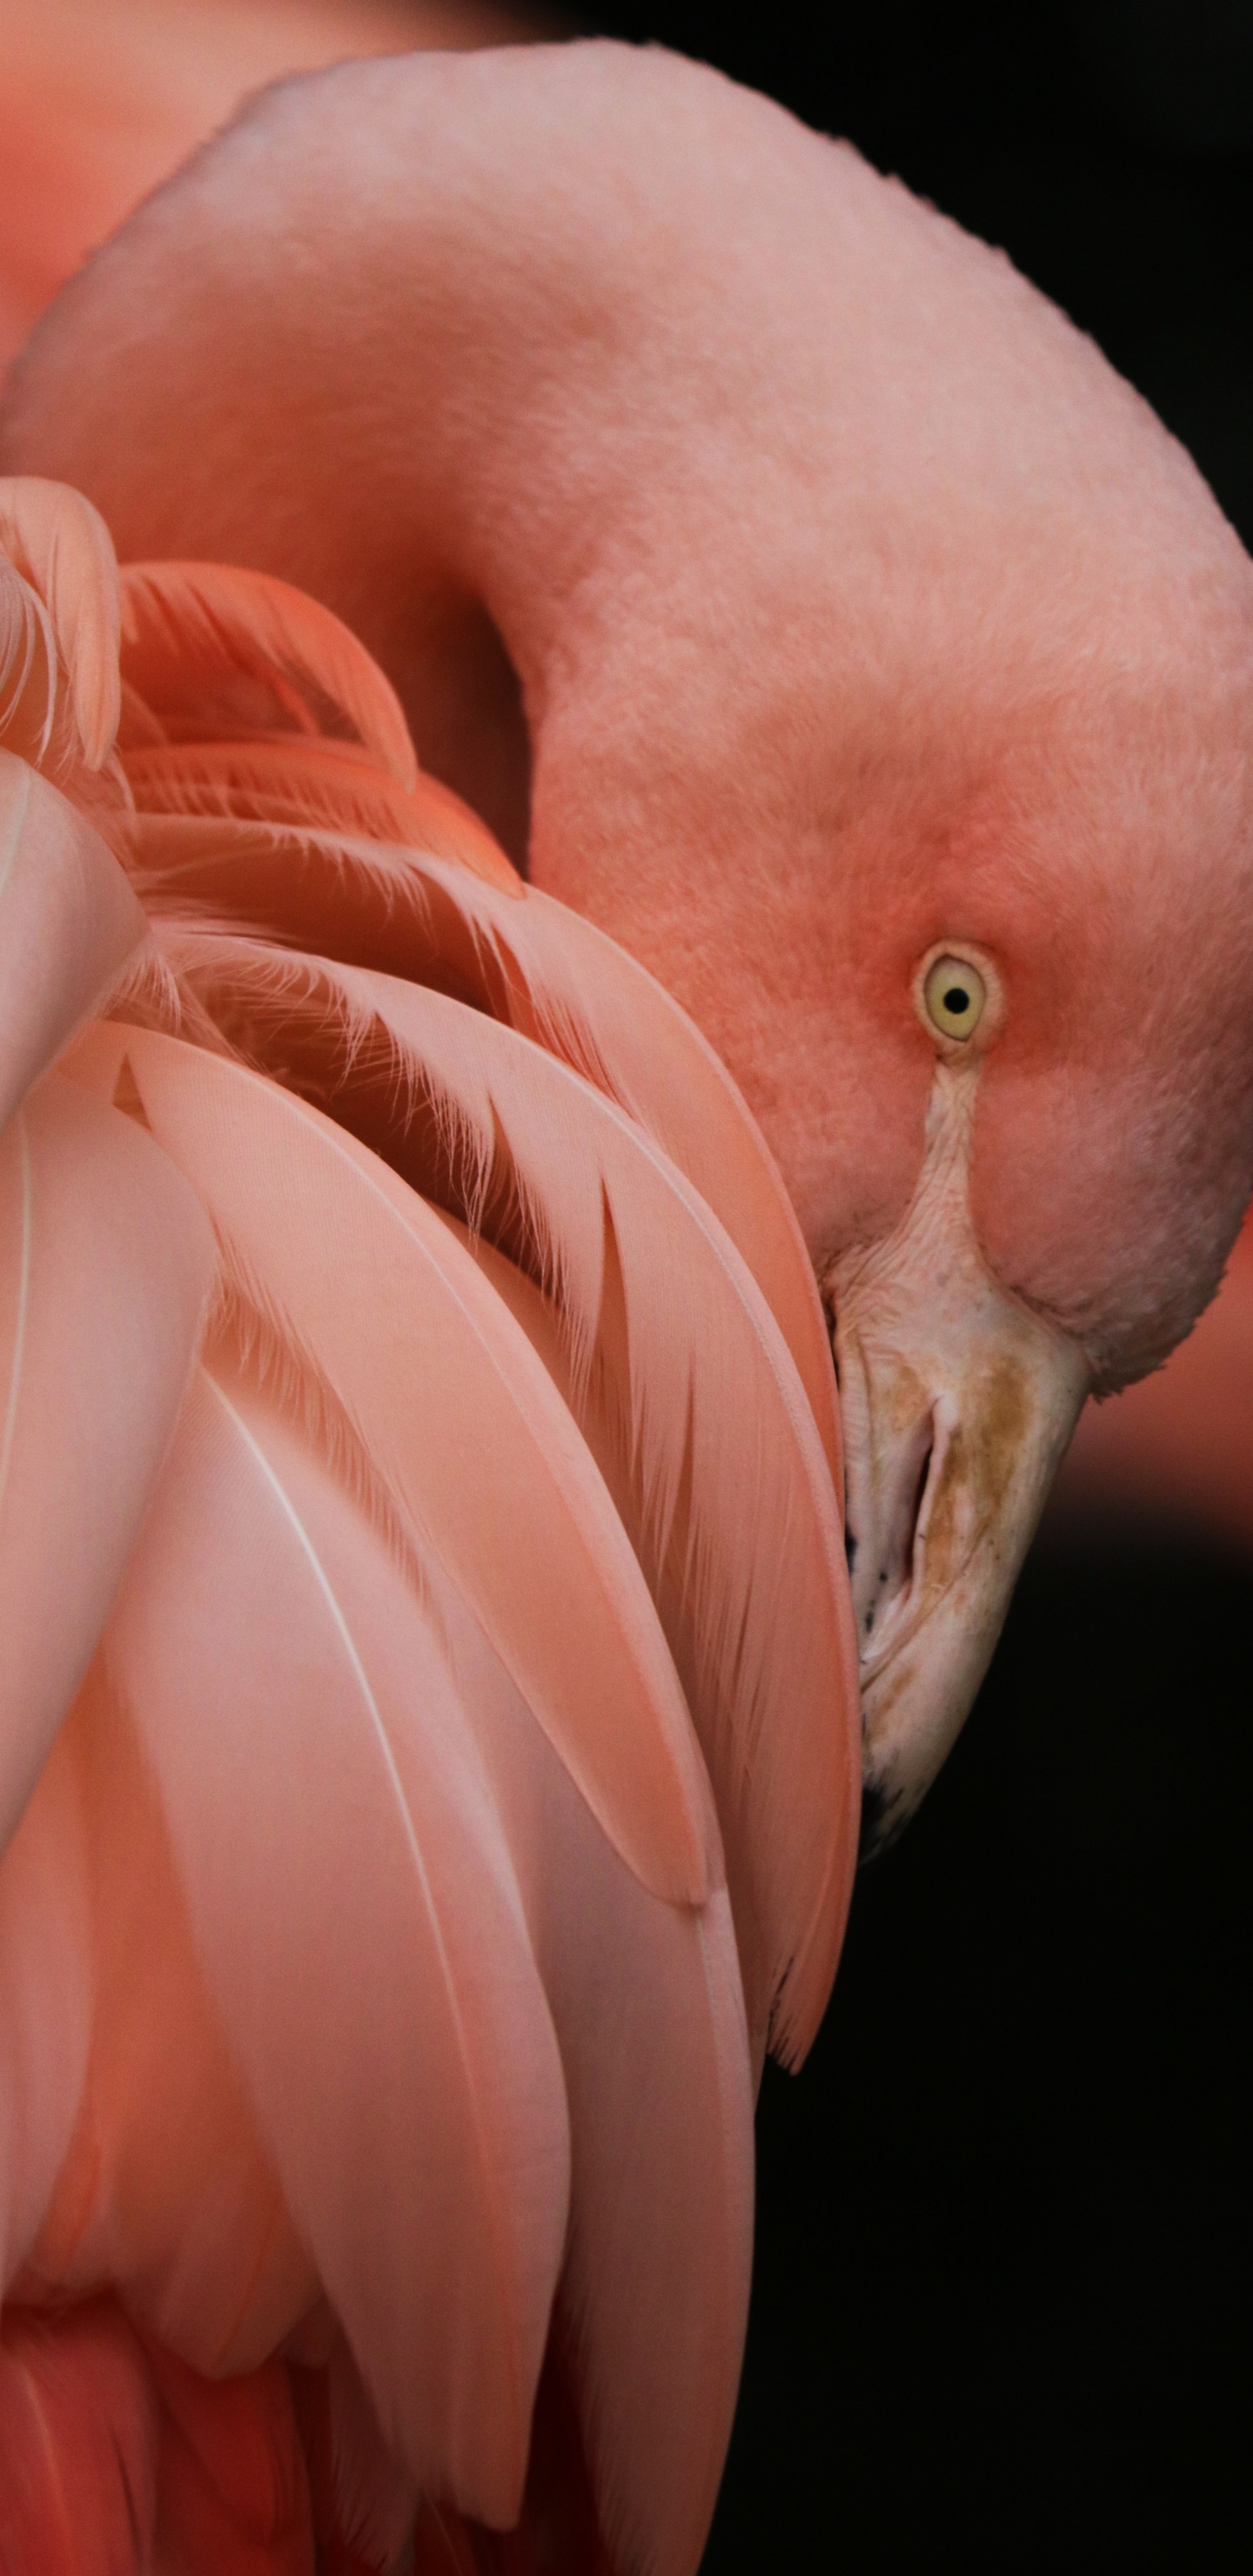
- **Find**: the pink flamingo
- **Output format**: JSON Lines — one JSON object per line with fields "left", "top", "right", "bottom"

{"left": 2, "top": 39, "right": 1253, "bottom": 2573}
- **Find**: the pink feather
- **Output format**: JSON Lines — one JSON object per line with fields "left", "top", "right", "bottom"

{"left": 0, "top": 1075, "right": 213, "bottom": 1855}
{"left": 432, "top": 1573, "right": 754, "bottom": 2576}
{"left": 91, "top": 1023, "right": 717, "bottom": 1909}
{"left": 105, "top": 1358, "right": 569, "bottom": 2521}
{"left": 165, "top": 931, "right": 860, "bottom": 2059}
{"left": 124, "top": 811, "right": 840, "bottom": 1479}
{"left": 0, "top": 476, "right": 119, "bottom": 773}
{"left": 0, "top": 752, "right": 144, "bottom": 1131}
{"left": 120, "top": 560, "right": 419, "bottom": 786}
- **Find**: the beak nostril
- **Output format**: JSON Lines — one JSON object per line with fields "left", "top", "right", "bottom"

{"left": 847, "top": 1398, "right": 941, "bottom": 1657}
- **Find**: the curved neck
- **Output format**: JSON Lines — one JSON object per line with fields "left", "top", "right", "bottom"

{"left": 1, "top": 44, "right": 875, "bottom": 862}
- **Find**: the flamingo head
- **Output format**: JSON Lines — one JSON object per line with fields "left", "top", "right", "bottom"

{"left": 546, "top": 505, "right": 1253, "bottom": 1850}
{"left": 4, "top": 39, "right": 1253, "bottom": 1850}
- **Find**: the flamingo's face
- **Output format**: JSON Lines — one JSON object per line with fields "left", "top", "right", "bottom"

{"left": 825, "top": 727, "right": 1253, "bottom": 1848}
{"left": 533, "top": 589, "right": 1253, "bottom": 1852}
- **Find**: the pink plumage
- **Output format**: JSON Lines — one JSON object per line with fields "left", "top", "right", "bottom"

{"left": 5, "top": 33, "right": 1253, "bottom": 2574}
{"left": 0, "top": 478, "right": 857, "bottom": 2572}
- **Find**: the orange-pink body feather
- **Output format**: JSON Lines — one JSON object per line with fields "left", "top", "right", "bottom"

{"left": 0, "top": 491, "right": 859, "bottom": 2573}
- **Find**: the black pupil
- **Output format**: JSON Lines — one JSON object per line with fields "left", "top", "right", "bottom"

{"left": 942, "top": 984, "right": 970, "bottom": 1015}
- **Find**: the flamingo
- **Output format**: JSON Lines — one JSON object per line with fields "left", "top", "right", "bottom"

{"left": 2, "top": 37, "right": 1253, "bottom": 2574}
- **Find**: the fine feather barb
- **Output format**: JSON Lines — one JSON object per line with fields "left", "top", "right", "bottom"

{"left": 122, "top": 739, "right": 520, "bottom": 895}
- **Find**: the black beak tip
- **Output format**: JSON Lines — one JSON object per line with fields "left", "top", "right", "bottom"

{"left": 857, "top": 1773, "right": 911, "bottom": 1866}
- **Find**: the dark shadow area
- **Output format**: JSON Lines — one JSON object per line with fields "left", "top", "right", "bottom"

{"left": 706, "top": 1528, "right": 1252, "bottom": 2570}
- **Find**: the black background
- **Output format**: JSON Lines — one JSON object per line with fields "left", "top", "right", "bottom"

{"left": 567, "top": 10, "right": 1253, "bottom": 2567}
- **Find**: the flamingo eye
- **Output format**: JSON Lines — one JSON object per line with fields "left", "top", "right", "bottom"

{"left": 922, "top": 956, "right": 987, "bottom": 1042}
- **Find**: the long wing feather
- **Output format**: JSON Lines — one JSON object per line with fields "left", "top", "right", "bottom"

{"left": 83, "top": 1025, "right": 714, "bottom": 1908}
{"left": 0, "top": 750, "right": 146, "bottom": 1131}
{"left": 435, "top": 1572, "right": 754, "bottom": 2576}
{"left": 0, "top": 1076, "right": 214, "bottom": 1855}
{"left": 125, "top": 812, "right": 838, "bottom": 1473}
{"left": 171, "top": 936, "right": 859, "bottom": 2058}
{"left": 118, "top": 1359, "right": 568, "bottom": 2517}
{"left": 106, "top": 1359, "right": 569, "bottom": 2522}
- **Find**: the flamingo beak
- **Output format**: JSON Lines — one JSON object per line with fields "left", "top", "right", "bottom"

{"left": 826, "top": 1070, "right": 1090, "bottom": 1857}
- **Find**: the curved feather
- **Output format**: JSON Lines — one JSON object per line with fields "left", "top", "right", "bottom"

{"left": 126, "top": 813, "right": 838, "bottom": 1475}
{"left": 0, "top": 749, "right": 146, "bottom": 1132}
{"left": 121, "top": 739, "right": 521, "bottom": 896}
{"left": 280, "top": 1528, "right": 753, "bottom": 2576}
{"left": 171, "top": 936, "right": 859, "bottom": 2058}
{"left": 0, "top": 476, "right": 121, "bottom": 771}
{"left": 434, "top": 1572, "right": 754, "bottom": 2576}
{"left": 0, "top": 1075, "right": 214, "bottom": 1856}
{"left": 0, "top": 560, "right": 55, "bottom": 771}
{"left": 106, "top": 1361, "right": 569, "bottom": 2521}
{"left": 24, "top": 1650, "right": 320, "bottom": 2384}
{"left": 97, "top": 1025, "right": 714, "bottom": 1909}
{"left": 120, "top": 561, "right": 417, "bottom": 788}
